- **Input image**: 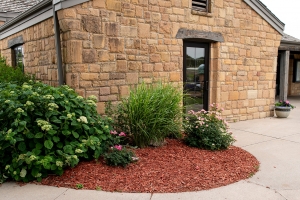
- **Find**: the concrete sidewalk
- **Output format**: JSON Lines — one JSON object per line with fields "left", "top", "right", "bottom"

{"left": 1, "top": 98, "right": 300, "bottom": 200}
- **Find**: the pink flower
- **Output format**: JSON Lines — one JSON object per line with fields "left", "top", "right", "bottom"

{"left": 286, "top": 100, "right": 290, "bottom": 104}
{"left": 119, "top": 132, "right": 126, "bottom": 137}
{"left": 114, "top": 145, "right": 122, "bottom": 151}
{"left": 110, "top": 130, "right": 118, "bottom": 135}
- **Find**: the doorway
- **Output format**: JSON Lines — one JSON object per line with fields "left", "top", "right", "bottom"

{"left": 183, "top": 42, "right": 209, "bottom": 111}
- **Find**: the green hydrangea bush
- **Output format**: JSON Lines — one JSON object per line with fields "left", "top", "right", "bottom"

{"left": 183, "top": 103, "right": 235, "bottom": 150}
{"left": 0, "top": 81, "right": 117, "bottom": 183}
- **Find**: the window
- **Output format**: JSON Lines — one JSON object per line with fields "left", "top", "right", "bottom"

{"left": 192, "top": 0, "right": 209, "bottom": 12}
{"left": 12, "top": 45, "right": 24, "bottom": 71}
{"left": 293, "top": 60, "right": 300, "bottom": 82}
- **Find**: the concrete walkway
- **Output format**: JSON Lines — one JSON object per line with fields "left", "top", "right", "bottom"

{"left": 1, "top": 98, "right": 300, "bottom": 200}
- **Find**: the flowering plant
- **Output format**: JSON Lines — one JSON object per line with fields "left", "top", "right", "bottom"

{"left": 275, "top": 100, "right": 295, "bottom": 109}
{"left": 183, "top": 103, "right": 235, "bottom": 150}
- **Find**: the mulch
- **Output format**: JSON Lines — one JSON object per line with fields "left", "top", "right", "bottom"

{"left": 40, "top": 139, "right": 259, "bottom": 193}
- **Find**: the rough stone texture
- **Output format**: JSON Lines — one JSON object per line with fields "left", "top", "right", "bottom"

{"left": 0, "top": 0, "right": 282, "bottom": 120}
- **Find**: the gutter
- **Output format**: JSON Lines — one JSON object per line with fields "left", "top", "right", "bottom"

{"left": 52, "top": 1, "right": 64, "bottom": 86}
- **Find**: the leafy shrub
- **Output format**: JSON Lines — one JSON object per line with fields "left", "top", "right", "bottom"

{"left": 103, "top": 145, "right": 137, "bottom": 167}
{"left": 0, "top": 81, "right": 116, "bottom": 182}
{"left": 183, "top": 103, "right": 235, "bottom": 150}
{"left": 0, "top": 56, "right": 34, "bottom": 85}
{"left": 106, "top": 82, "right": 183, "bottom": 148}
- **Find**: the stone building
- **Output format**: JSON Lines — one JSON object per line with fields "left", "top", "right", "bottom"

{"left": 0, "top": 0, "right": 299, "bottom": 121}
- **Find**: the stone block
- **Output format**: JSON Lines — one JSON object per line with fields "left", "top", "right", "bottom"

{"left": 93, "top": 35, "right": 105, "bottom": 49}
{"left": 81, "top": 73, "right": 99, "bottom": 81}
{"left": 169, "top": 72, "right": 180, "bottom": 82}
{"left": 82, "top": 16, "right": 102, "bottom": 33}
{"left": 100, "top": 87, "right": 111, "bottom": 95}
{"left": 138, "top": 23, "right": 150, "bottom": 38}
{"left": 98, "top": 51, "right": 110, "bottom": 61}
{"left": 248, "top": 90, "right": 258, "bottom": 99}
{"left": 126, "top": 73, "right": 139, "bottom": 84}
{"left": 82, "top": 49, "right": 96, "bottom": 63}
{"left": 229, "top": 91, "right": 239, "bottom": 100}
{"left": 106, "top": 0, "right": 121, "bottom": 12}
{"left": 93, "top": 0, "right": 106, "bottom": 8}
{"left": 109, "top": 38, "right": 124, "bottom": 53}
{"left": 121, "top": 26, "right": 138, "bottom": 38}
{"left": 117, "top": 60, "right": 127, "bottom": 72}
{"left": 120, "top": 85, "right": 130, "bottom": 97}
{"left": 65, "top": 41, "right": 82, "bottom": 63}
{"left": 128, "top": 61, "right": 142, "bottom": 71}
{"left": 106, "top": 22, "right": 119, "bottom": 36}
{"left": 150, "top": 54, "right": 161, "bottom": 63}
{"left": 96, "top": 102, "right": 105, "bottom": 114}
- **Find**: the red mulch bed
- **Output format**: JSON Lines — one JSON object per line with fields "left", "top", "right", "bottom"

{"left": 40, "top": 139, "right": 259, "bottom": 193}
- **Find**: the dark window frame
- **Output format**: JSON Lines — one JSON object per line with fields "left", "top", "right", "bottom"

{"left": 11, "top": 45, "right": 24, "bottom": 72}
{"left": 293, "top": 59, "right": 300, "bottom": 83}
{"left": 192, "top": 0, "right": 210, "bottom": 12}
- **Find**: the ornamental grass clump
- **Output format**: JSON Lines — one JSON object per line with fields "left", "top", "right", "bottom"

{"left": 106, "top": 82, "right": 183, "bottom": 148}
{"left": 183, "top": 103, "right": 235, "bottom": 150}
{"left": 0, "top": 81, "right": 116, "bottom": 183}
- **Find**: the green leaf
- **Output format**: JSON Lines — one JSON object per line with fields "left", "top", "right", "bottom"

{"left": 75, "top": 109, "right": 82, "bottom": 115}
{"left": 82, "top": 124, "right": 90, "bottom": 131}
{"left": 36, "top": 143, "right": 43, "bottom": 149}
{"left": 53, "top": 136, "right": 60, "bottom": 143}
{"left": 62, "top": 130, "right": 71, "bottom": 135}
{"left": 51, "top": 116, "right": 61, "bottom": 124}
{"left": 72, "top": 131, "right": 79, "bottom": 138}
{"left": 51, "top": 164, "right": 57, "bottom": 170}
{"left": 48, "top": 130, "right": 57, "bottom": 135}
{"left": 35, "top": 132, "right": 43, "bottom": 139}
{"left": 100, "top": 135, "right": 107, "bottom": 140}
{"left": 19, "top": 121, "right": 27, "bottom": 127}
{"left": 57, "top": 142, "right": 63, "bottom": 149}
{"left": 32, "top": 149, "right": 41, "bottom": 156}
{"left": 44, "top": 140, "right": 54, "bottom": 150}
{"left": 18, "top": 142, "right": 26, "bottom": 152}
{"left": 63, "top": 145, "right": 73, "bottom": 154}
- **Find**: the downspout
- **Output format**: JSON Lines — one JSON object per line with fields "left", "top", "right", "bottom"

{"left": 52, "top": 1, "right": 64, "bottom": 85}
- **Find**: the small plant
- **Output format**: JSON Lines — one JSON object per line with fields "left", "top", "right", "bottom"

{"left": 103, "top": 145, "right": 137, "bottom": 167}
{"left": 183, "top": 103, "right": 235, "bottom": 150}
{"left": 96, "top": 186, "right": 102, "bottom": 191}
{"left": 75, "top": 183, "right": 84, "bottom": 189}
{"left": 275, "top": 100, "right": 295, "bottom": 109}
{"left": 106, "top": 82, "right": 183, "bottom": 148}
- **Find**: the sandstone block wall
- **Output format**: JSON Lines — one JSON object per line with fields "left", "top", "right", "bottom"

{"left": 0, "top": 18, "right": 58, "bottom": 86}
{"left": 288, "top": 59, "right": 300, "bottom": 96}
{"left": 0, "top": 0, "right": 282, "bottom": 121}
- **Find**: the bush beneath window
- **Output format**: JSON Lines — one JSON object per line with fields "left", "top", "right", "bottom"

{"left": 0, "top": 81, "right": 117, "bottom": 183}
{"left": 0, "top": 56, "right": 34, "bottom": 85}
{"left": 106, "top": 82, "right": 183, "bottom": 148}
{"left": 183, "top": 104, "right": 235, "bottom": 150}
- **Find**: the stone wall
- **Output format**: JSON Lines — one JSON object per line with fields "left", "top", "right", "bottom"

{"left": 0, "top": 0, "right": 282, "bottom": 121}
{"left": 0, "top": 18, "right": 58, "bottom": 86}
{"left": 288, "top": 59, "right": 300, "bottom": 96}
{"left": 59, "top": 0, "right": 281, "bottom": 120}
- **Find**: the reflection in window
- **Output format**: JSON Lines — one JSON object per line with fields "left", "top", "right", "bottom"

{"left": 293, "top": 60, "right": 300, "bottom": 82}
{"left": 12, "top": 45, "right": 24, "bottom": 72}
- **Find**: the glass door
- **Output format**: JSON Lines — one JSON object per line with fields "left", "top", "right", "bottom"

{"left": 183, "top": 42, "right": 209, "bottom": 111}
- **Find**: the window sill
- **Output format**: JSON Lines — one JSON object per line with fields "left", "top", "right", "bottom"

{"left": 191, "top": 10, "right": 213, "bottom": 17}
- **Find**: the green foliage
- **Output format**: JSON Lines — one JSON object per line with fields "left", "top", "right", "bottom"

{"left": 0, "top": 56, "right": 34, "bottom": 85}
{"left": 183, "top": 103, "right": 235, "bottom": 150}
{"left": 103, "top": 145, "right": 136, "bottom": 167}
{"left": 75, "top": 183, "right": 84, "bottom": 189}
{"left": 106, "top": 82, "right": 183, "bottom": 148}
{"left": 0, "top": 81, "right": 116, "bottom": 182}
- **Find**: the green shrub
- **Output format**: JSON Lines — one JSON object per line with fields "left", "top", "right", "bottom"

{"left": 103, "top": 145, "right": 137, "bottom": 167}
{"left": 183, "top": 103, "right": 235, "bottom": 150}
{"left": 0, "top": 81, "right": 117, "bottom": 182}
{"left": 106, "top": 82, "right": 183, "bottom": 148}
{"left": 0, "top": 56, "right": 34, "bottom": 85}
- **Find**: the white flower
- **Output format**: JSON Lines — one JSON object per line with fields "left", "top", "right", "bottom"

{"left": 43, "top": 95, "right": 54, "bottom": 100}
{"left": 20, "top": 169, "right": 27, "bottom": 178}
{"left": 75, "top": 149, "right": 83, "bottom": 153}
{"left": 77, "top": 116, "right": 88, "bottom": 124}
{"left": 67, "top": 114, "right": 72, "bottom": 119}
{"left": 25, "top": 101, "right": 34, "bottom": 106}
{"left": 87, "top": 100, "right": 96, "bottom": 106}
{"left": 5, "top": 165, "right": 10, "bottom": 170}
{"left": 48, "top": 103, "right": 59, "bottom": 109}
{"left": 15, "top": 108, "right": 24, "bottom": 113}
{"left": 76, "top": 96, "right": 84, "bottom": 100}
{"left": 41, "top": 125, "right": 52, "bottom": 131}
{"left": 29, "top": 155, "right": 37, "bottom": 161}
{"left": 87, "top": 95, "right": 97, "bottom": 102}
{"left": 56, "top": 161, "right": 63, "bottom": 167}
{"left": 13, "top": 171, "right": 17, "bottom": 175}
{"left": 7, "top": 129, "right": 12, "bottom": 134}
{"left": 35, "top": 173, "right": 42, "bottom": 178}
{"left": 22, "top": 84, "right": 32, "bottom": 90}
{"left": 4, "top": 100, "right": 10, "bottom": 103}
